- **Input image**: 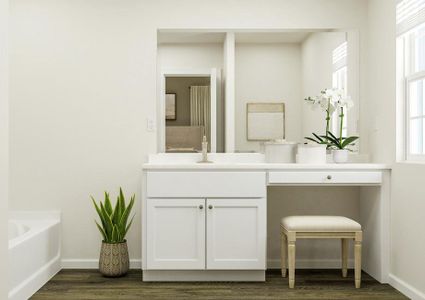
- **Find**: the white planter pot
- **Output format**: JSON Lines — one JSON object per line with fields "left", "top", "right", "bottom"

{"left": 333, "top": 149, "right": 349, "bottom": 163}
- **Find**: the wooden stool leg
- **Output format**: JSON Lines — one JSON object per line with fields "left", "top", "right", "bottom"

{"left": 341, "top": 238, "right": 349, "bottom": 277}
{"left": 280, "top": 229, "right": 287, "bottom": 277}
{"left": 354, "top": 232, "right": 362, "bottom": 288}
{"left": 287, "top": 232, "right": 296, "bottom": 289}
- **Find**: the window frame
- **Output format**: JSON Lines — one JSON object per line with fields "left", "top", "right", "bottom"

{"left": 332, "top": 65, "right": 348, "bottom": 137}
{"left": 401, "top": 26, "right": 425, "bottom": 161}
{"left": 332, "top": 41, "right": 349, "bottom": 138}
{"left": 405, "top": 70, "right": 425, "bottom": 161}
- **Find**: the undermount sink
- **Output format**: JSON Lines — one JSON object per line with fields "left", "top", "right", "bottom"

{"left": 148, "top": 153, "right": 265, "bottom": 164}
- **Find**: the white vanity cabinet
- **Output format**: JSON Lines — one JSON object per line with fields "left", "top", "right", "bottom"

{"left": 143, "top": 157, "right": 391, "bottom": 283}
{"left": 145, "top": 170, "right": 267, "bottom": 271}
{"left": 146, "top": 197, "right": 266, "bottom": 270}
{"left": 206, "top": 198, "right": 266, "bottom": 269}
{"left": 146, "top": 198, "right": 206, "bottom": 270}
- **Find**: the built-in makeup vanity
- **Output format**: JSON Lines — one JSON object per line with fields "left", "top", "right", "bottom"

{"left": 141, "top": 154, "right": 391, "bottom": 283}
{"left": 145, "top": 29, "right": 389, "bottom": 284}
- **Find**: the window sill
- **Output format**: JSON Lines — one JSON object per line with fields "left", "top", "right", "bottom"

{"left": 395, "top": 160, "right": 425, "bottom": 166}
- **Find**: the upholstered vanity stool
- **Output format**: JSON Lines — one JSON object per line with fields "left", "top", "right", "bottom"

{"left": 280, "top": 216, "right": 363, "bottom": 289}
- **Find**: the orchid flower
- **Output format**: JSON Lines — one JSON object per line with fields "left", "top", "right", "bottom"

{"left": 304, "top": 88, "right": 355, "bottom": 145}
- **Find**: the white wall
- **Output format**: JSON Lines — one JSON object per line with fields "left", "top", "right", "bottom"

{"left": 9, "top": 0, "right": 369, "bottom": 269}
{"left": 0, "top": 0, "right": 8, "bottom": 297}
{"left": 301, "top": 32, "right": 347, "bottom": 138}
{"left": 9, "top": 0, "right": 156, "bottom": 264}
{"left": 235, "top": 43, "right": 302, "bottom": 152}
{"left": 367, "top": 0, "right": 425, "bottom": 298}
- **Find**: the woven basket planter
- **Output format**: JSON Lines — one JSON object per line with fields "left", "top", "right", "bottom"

{"left": 99, "top": 240, "right": 129, "bottom": 277}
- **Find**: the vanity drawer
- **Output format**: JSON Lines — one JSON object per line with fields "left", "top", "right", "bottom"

{"left": 268, "top": 171, "right": 382, "bottom": 185}
{"left": 147, "top": 171, "right": 266, "bottom": 198}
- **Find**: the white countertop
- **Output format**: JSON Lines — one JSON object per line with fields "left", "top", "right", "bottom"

{"left": 143, "top": 153, "right": 391, "bottom": 170}
{"left": 142, "top": 162, "right": 391, "bottom": 170}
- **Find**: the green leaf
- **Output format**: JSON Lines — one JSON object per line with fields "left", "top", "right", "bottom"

{"left": 92, "top": 196, "right": 107, "bottom": 230}
{"left": 119, "top": 187, "right": 126, "bottom": 209}
{"left": 327, "top": 131, "right": 340, "bottom": 143}
{"left": 341, "top": 136, "right": 359, "bottom": 148}
{"left": 305, "top": 137, "right": 320, "bottom": 144}
{"left": 112, "top": 196, "right": 121, "bottom": 225}
{"left": 95, "top": 220, "right": 107, "bottom": 241}
{"left": 119, "top": 195, "right": 135, "bottom": 231}
{"left": 322, "top": 135, "right": 339, "bottom": 146}
{"left": 312, "top": 133, "right": 323, "bottom": 142}
{"left": 100, "top": 202, "right": 113, "bottom": 238}
{"left": 111, "top": 225, "right": 118, "bottom": 243}
{"left": 91, "top": 196, "right": 102, "bottom": 219}
{"left": 123, "top": 214, "right": 135, "bottom": 239}
{"left": 104, "top": 192, "right": 113, "bottom": 216}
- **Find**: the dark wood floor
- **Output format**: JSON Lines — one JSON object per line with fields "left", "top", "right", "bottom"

{"left": 31, "top": 269, "right": 408, "bottom": 300}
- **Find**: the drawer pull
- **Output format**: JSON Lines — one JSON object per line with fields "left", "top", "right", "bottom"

{"left": 327, "top": 175, "right": 332, "bottom": 180}
{"left": 208, "top": 205, "right": 213, "bottom": 210}
{"left": 199, "top": 205, "right": 204, "bottom": 210}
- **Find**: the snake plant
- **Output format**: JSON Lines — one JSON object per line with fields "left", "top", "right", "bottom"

{"left": 91, "top": 188, "right": 135, "bottom": 243}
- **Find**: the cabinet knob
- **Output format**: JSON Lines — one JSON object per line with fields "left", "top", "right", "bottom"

{"left": 208, "top": 205, "right": 213, "bottom": 210}
{"left": 199, "top": 205, "right": 204, "bottom": 210}
{"left": 327, "top": 175, "right": 332, "bottom": 180}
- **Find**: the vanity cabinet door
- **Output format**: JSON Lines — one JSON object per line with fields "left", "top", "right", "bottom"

{"left": 147, "top": 198, "right": 206, "bottom": 270}
{"left": 206, "top": 198, "right": 266, "bottom": 270}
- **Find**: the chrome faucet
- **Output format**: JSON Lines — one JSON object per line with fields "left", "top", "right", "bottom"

{"left": 198, "top": 135, "right": 212, "bottom": 163}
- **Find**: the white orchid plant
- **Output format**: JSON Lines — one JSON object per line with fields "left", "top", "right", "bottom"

{"left": 304, "top": 88, "right": 358, "bottom": 150}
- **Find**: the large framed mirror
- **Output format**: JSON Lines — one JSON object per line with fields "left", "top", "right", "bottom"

{"left": 157, "top": 30, "right": 359, "bottom": 153}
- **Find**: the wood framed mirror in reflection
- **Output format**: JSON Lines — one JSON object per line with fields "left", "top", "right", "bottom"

{"left": 247, "top": 103, "right": 285, "bottom": 141}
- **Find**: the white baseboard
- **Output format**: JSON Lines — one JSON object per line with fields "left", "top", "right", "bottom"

{"left": 61, "top": 258, "right": 351, "bottom": 270}
{"left": 389, "top": 273, "right": 425, "bottom": 300}
{"left": 61, "top": 259, "right": 142, "bottom": 269}
{"left": 143, "top": 270, "right": 265, "bottom": 282}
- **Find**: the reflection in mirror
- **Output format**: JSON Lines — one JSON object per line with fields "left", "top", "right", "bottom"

{"left": 247, "top": 103, "right": 285, "bottom": 141}
{"left": 165, "top": 77, "right": 211, "bottom": 153}
{"left": 157, "top": 33, "right": 225, "bottom": 153}
{"left": 157, "top": 30, "right": 359, "bottom": 154}
{"left": 234, "top": 31, "right": 359, "bottom": 153}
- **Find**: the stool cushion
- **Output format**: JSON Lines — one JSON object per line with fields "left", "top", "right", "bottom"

{"left": 281, "top": 216, "right": 361, "bottom": 232}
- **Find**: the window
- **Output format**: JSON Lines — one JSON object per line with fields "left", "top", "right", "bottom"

{"left": 397, "top": 0, "right": 425, "bottom": 161}
{"left": 332, "top": 41, "right": 348, "bottom": 137}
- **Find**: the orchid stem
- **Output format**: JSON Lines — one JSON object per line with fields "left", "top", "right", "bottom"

{"left": 326, "top": 98, "right": 331, "bottom": 138}
{"left": 339, "top": 107, "right": 344, "bottom": 147}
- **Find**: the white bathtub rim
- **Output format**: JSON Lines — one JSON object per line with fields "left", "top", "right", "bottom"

{"left": 8, "top": 210, "right": 61, "bottom": 249}
{"left": 9, "top": 221, "right": 59, "bottom": 249}
{"left": 8, "top": 221, "right": 30, "bottom": 240}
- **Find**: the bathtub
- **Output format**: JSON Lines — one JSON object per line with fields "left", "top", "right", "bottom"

{"left": 8, "top": 211, "right": 61, "bottom": 300}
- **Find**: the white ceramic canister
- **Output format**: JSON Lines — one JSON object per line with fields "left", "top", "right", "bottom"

{"left": 263, "top": 140, "right": 297, "bottom": 163}
{"left": 296, "top": 144, "right": 327, "bottom": 164}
